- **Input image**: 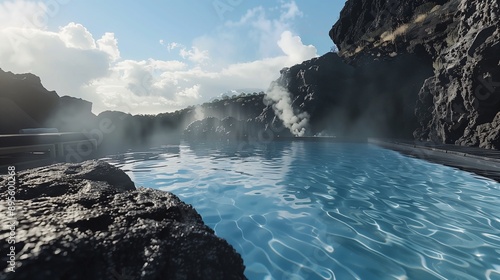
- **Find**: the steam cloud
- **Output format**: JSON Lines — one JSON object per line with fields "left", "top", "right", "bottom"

{"left": 194, "top": 105, "right": 205, "bottom": 121}
{"left": 265, "top": 82, "right": 309, "bottom": 136}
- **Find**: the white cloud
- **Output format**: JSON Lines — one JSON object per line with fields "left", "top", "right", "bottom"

{"left": 97, "top": 32, "right": 120, "bottom": 61}
{"left": 178, "top": 84, "right": 201, "bottom": 99}
{"left": 149, "top": 59, "right": 187, "bottom": 72}
{"left": 0, "top": 0, "right": 317, "bottom": 115}
{"left": 179, "top": 47, "right": 209, "bottom": 64}
{"left": 0, "top": 0, "right": 47, "bottom": 29}
{"left": 0, "top": 26, "right": 109, "bottom": 92}
{"left": 163, "top": 42, "right": 210, "bottom": 64}
{"left": 278, "top": 31, "right": 316, "bottom": 63}
{"left": 280, "top": 0, "right": 303, "bottom": 21}
{"left": 219, "top": 0, "right": 304, "bottom": 59}
{"left": 166, "top": 42, "right": 181, "bottom": 51}
{"left": 59, "top": 22, "right": 96, "bottom": 49}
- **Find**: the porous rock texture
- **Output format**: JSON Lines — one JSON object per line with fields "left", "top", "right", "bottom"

{"left": 423, "top": 0, "right": 500, "bottom": 149}
{"left": 0, "top": 161, "right": 246, "bottom": 280}
{"left": 330, "top": 0, "right": 500, "bottom": 148}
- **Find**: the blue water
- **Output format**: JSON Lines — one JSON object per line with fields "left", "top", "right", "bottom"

{"left": 102, "top": 141, "right": 500, "bottom": 280}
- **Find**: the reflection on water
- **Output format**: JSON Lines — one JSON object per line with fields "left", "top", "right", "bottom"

{"left": 103, "top": 141, "right": 500, "bottom": 280}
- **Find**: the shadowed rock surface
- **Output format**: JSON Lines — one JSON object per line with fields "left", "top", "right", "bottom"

{"left": 183, "top": 116, "right": 292, "bottom": 143}
{"left": 0, "top": 161, "right": 246, "bottom": 280}
{"left": 270, "top": 51, "right": 432, "bottom": 138}
{"left": 330, "top": 0, "right": 500, "bottom": 148}
{"left": 0, "top": 68, "right": 97, "bottom": 134}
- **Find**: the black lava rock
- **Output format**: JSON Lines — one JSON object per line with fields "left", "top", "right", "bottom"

{"left": 330, "top": 0, "right": 500, "bottom": 148}
{"left": 0, "top": 160, "right": 246, "bottom": 280}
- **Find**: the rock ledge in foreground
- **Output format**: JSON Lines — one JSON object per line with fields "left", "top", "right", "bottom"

{"left": 0, "top": 160, "right": 246, "bottom": 280}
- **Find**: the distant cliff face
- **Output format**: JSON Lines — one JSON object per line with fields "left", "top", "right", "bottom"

{"left": 0, "top": 69, "right": 59, "bottom": 133}
{"left": 330, "top": 0, "right": 500, "bottom": 148}
{"left": 269, "top": 45, "right": 433, "bottom": 138}
{"left": 0, "top": 69, "right": 96, "bottom": 134}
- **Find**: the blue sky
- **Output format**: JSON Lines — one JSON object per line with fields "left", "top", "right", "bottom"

{"left": 0, "top": 0, "right": 345, "bottom": 114}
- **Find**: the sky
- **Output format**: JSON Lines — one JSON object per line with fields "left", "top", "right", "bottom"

{"left": 0, "top": 0, "right": 345, "bottom": 115}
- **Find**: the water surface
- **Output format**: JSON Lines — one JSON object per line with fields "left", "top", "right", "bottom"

{"left": 103, "top": 141, "right": 500, "bottom": 280}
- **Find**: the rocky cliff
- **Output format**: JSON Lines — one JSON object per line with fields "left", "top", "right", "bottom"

{"left": 329, "top": 0, "right": 500, "bottom": 148}
{"left": 0, "top": 69, "right": 97, "bottom": 134}
{"left": 0, "top": 161, "right": 246, "bottom": 279}
{"left": 269, "top": 51, "right": 432, "bottom": 138}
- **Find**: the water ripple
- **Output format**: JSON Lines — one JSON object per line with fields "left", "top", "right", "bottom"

{"left": 103, "top": 142, "right": 500, "bottom": 280}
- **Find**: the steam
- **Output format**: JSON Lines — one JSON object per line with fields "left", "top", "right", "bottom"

{"left": 265, "top": 82, "right": 309, "bottom": 136}
{"left": 194, "top": 105, "right": 205, "bottom": 121}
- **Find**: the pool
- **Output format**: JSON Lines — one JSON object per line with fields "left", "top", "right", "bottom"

{"left": 102, "top": 141, "right": 500, "bottom": 280}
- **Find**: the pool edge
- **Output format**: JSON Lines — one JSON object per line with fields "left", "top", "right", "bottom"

{"left": 368, "top": 138, "right": 500, "bottom": 183}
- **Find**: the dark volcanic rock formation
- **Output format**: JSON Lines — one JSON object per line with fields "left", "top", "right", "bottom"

{"left": 184, "top": 117, "right": 248, "bottom": 142}
{"left": 0, "top": 69, "right": 59, "bottom": 134}
{"left": 271, "top": 49, "right": 432, "bottom": 138}
{"left": 330, "top": 0, "right": 500, "bottom": 148}
{"left": 94, "top": 93, "right": 274, "bottom": 152}
{"left": 422, "top": 0, "right": 500, "bottom": 149}
{"left": 0, "top": 68, "right": 97, "bottom": 134}
{"left": 330, "top": 0, "right": 451, "bottom": 60}
{"left": 0, "top": 161, "right": 246, "bottom": 280}
{"left": 183, "top": 116, "right": 291, "bottom": 143}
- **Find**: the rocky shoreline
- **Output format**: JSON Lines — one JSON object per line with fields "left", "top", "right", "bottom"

{"left": 0, "top": 161, "right": 246, "bottom": 280}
